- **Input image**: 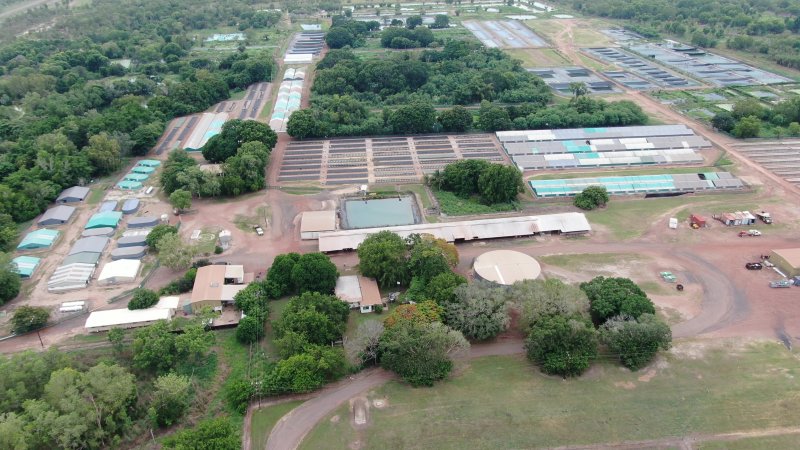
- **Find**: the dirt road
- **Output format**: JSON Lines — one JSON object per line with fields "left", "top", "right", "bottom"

{"left": 0, "top": 0, "right": 57, "bottom": 21}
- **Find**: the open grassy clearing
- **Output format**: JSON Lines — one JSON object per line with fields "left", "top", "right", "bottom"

{"left": 250, "top": 400, "right": 304, "bottom": 450}
{"left": 433, "top": 189, "right": 517, "bottom": 216}
{"left": 280, "top": 185, "right": 324, "bottom": 195}
{"left": 233, "top": 205, "right": 270, "bottom": 231}
{"left": 504, "top": 48, "right": 570, "bottom": 68}
{"left": 525, "top": 19, "right": 613, "bottom": 47}
{"left": 540, "top": 252, "right": 644, "bottom": 268}
{"left": 698, "top": 434, "right": 800, "bottom": 450}
{"left": 585, "top": 191, "right": 773, "bottom": 240}
{"left": 301, "top": 342, "right": 800, "bottom": 450}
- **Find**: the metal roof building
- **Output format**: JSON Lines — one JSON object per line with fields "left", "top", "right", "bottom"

{"left": 318, "top": 213, "right": 592, "bottom": 252}
{"left": 131, "top": 166, "right": 156, "bottom": 174}
{"left": 496, "top": 125, "right": 696, "bottom": 143}
{"left": 48, "top": 263, "right": 95, "bottom": 292}
{"left": 17, "top": 229, "right": 60, "bottom": 250}
{"left": 116, "top": 180, "right": 142, "bottom": 190}
{"left": 128, "top": 216, "right": 159, "bottom": 228}
{"left": 138, "top": 159, "right": 162, "bottom": 167}
{"left": 771, "top": 248, "right": 800, "bottom": 277}
{"left": 99, "top": 200, "right": 117, "bottom": 212}
{"left": 117, "top": 235, "right": 147, "bottom": 247}
{"left": 37, "top": 205, "right": 76, "bottom": 226}
{"left": 12, "top": 256, "right": 41, "bottom": 278}
{"left": 121, "top": 199, "right": 140, "bottom": 214}
{"left": 97, "top": 259, "right": 141, "bottom": 285}
{"left": 85, "top": 307, "right": 174, "bottom": 333}
{"left": 301, "top": 210, "right": 337, "bottom": 239}
{"left": 56, "top": 186, "right": 90, "bottom": 203}
{"left": 530, "top": 172, "right": 745, "bottom": 197}
{"left": 69, "top": 237, "right": 110, "bottom": 256}
{"left": 474, "top": 250, "right": 541, "bottom": 285}
{"left": 110, "top": 246, "right": 147, "bottom": 260}
{"left": 86, "top": 211, "right": 123, "bottom": 229}
{"left": 82, "top": 227, "right": 115, "bottom": 237}
{"left": 62, "top": 252, "right": 102, "bottom": 266}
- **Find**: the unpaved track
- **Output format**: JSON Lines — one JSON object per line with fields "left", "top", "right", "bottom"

{"left": 0, "top": 0, "right": 56, "bottom": 20}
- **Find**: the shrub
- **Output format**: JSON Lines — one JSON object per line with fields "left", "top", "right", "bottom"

{"left": 11, "top": 306, "right": 50, "bottom": 334}
{"left": 128, "top": 288, "right": 159, "bottom": 310}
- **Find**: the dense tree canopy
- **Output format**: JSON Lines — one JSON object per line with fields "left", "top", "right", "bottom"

{"left": 573, "top": 186, "right": 609, "bottom": 210}
{"left": 525, "top": 314, "right": 598, "bottom": 377}
{"left": 429, "top": 159, "right": 522, "bottom": 205}
{"left": 128, "top": 288, "right": 159, "bottom": 310}
{"left": 0, "top": 254, "right": 20, "bottom": 305}
{"left": 379, "top": 321, "right": 469, "bottom": 386}
{"left": 10, "top": 306, "right": 49, "bottom": 334}
{"left": 290, "top": 252, "right": 339, "bottom": 294}
{"left": 445, "top": 283, "right": 510, "bottom": 341}
{"left": 163, "top": 417, "right": 240, "bottom": 450}
{"left": 601, "top": 314, "right": 672, "bottom": 370}
{"left": 357, "top": 231, "right": 409, "bottom": 287}
{"left": 580, "top": 277, "right": 656, "bottom": 325}
{"left": 275, "top": 292, "right": 350, "bottom": 346}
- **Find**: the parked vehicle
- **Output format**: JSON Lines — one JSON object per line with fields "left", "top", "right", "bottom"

{"left": 770, "top": 280, "right": 792, "bottom": 288}
{"left": 254, "top": 225, "right": 264, "bottom": 236}
{"left": 660, "top": 271, "right": 677, "bottom": 283}
{"left": 738, "top": 230, "right": 761, "bottom": 237}
{"left": 745, "top": 262, "right": 763, "bottom": 270}
{"left": 756, "top": 211, "right": 773, "bottom": 224}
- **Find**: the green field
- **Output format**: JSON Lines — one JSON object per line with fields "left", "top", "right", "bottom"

{"left": 250, "top": 400, "right": 304, "bottom": 450}
{"left": 433, "top": 189, "right": 517, "bottom": 216}
{"left": 300, "top": 342, "right": 800, "bottom": 449}
{"left": 504, "top": 48, "right": 570, "bottom": 68}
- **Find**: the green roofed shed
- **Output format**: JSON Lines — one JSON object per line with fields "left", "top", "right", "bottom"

{"left": 131, "top": 166, "right": 155, "bottom": 174}
{"left": 138, "top": 159, "right": 161, "bottom": 167}
{"left": 117, "top": 180, "right": 142, "bottom": 190}
{"left": 17, "top": 229, "right": 60, "bottom": 250}
{"left": 86, "top": 211, "right": 123, "bottom": 229}
{"left": 12, "top": 256, "right": 41, "bottom": 278}
{"left": 124, "top": 173, "right": 149, "bottom": 182}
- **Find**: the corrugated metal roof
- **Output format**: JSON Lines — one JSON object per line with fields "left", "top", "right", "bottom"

{"left": 85, "top": 308, "right": 173, "bottom": 329}
{"left": 318, "top": 213, "right": 591, "bottom": 252}
{"left": 38, "top": 205, "right": 76, "bottom": 224}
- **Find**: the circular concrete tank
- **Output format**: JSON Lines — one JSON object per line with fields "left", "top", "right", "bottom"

{"left": 473, "top": 250, "right": 541, "bottom": 285}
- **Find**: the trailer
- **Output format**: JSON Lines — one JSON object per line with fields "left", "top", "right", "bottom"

{"left": 770, "top": 280, "right": 792, "bottom": 288}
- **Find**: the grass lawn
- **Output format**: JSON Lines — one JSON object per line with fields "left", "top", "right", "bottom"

{"left": 504, "top": 48, "right": 570, "bottom": 68}
{"left": 263, "top": 298, "right": 291, "bottom": 359}
{"left": 698, "top": 435, "right": 800, "bottom": 449}
{"left": 250, "top": 400, "right": 304, "bottom": 450}
{"left": 280, "top": 185, "right": 324, "bottom": 195}
{"left": 87, "top": 185, "right": 107, "bottom": 205}
{"left": 344, "top": 307, "right": 386, "bottom": 342}
{"left": 540, "top": 252, "right": 643, "bottom": 268}
{"left": 433, "top": 189, "right": 517, "bottom": 216}
{"left": 301, "top": 342, "right": 800, "bottom": 449}
{"left": 233, "top": 205, "right": 270, "bottom": 231}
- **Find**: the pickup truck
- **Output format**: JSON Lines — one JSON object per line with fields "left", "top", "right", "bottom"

{"left": 738, "top": 230, "right": 762, "bottom": 237}
{"left": 770, "top": 280, "right": 793, "bottom": 288}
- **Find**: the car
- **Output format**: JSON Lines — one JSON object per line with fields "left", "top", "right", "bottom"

{"left": 745, "top": 262, "right": 763, "bottom": 270}
{"left": 254, "top": 225, "right": 264, "bottom": 236}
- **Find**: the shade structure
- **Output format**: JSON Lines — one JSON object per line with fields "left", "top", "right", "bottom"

{"left": 82, "top": 227, "right": 115, "bottom": 237}
{"left": 69, "top": 236, "right": 109, "bottom": 256}
{"left": 138, "top": 159, "right": 161, "bottom": 167}
{"left": 111, "top": 245, "right": 147, "bottom": 260}
{"left": 99, "top": 200, "right": 117, "bottom": 212}
{"left": 97, "top": 259, "right": 141, "bottom": 285}
{"left": 17, "top": 229, "right": 59, "bottom": 250}
{"left": 56, "top": 186, "right": 90, "bottom": 203}
{"left": 128, "top": 216, "right": 159, "bottom": 228}
{"left": 131, "top": 166, "right": 155, "bottom": 174}
{"left": 117, "top": 234, "right": 147, "bottom": 247}
{"left": 117, "top": 180, "right": 142, "bottom": 190}
{"left": 12, "top": 256, "right": 41, "bottom": 278}
{"left": 86, "top": 211, "right": 123, "bottom": 229}
{"left": 121, "top": 199, "right": 140, "bottom": 214}
{"left": 124, "top": 173, "right": 149, "bottom": 182}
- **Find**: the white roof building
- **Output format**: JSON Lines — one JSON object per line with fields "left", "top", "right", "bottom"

{"left": 317, "top": 213, "right": 591, "bottom": 252}
{"left": 97, "top": 259, "right": 141, "bottom": 285}
{"left": 84, "top": 308, "right": 174, "bottom": 333}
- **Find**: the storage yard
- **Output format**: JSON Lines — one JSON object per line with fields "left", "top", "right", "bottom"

{"left": 275, "top": 134, "right": 507, "bottom": 185}
{"left": 463, "top": 20, "right": 548, "bottom": 48}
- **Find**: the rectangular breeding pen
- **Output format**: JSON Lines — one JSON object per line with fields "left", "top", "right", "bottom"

{"left": 530, "top": 172, "right": 745, "bottom": 197}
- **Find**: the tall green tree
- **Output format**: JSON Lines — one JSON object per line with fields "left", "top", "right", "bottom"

{"left": 11, "top": 306, "right": 50, "bottom": 334}
{"left": 379, "top": 321, "right": 469, "bottom": 386}
{"left": 602, "top": 314, "right": 672, "bottom": 370}
{"left": 525, "top": 314, "right": 598, "bottom": 377}
{"left": 149, "top": 373, "right": 191, "bottom": 427}
{"left": 580, "top": 277, "right": 655, "bottom": 325}
{"left": 201, "top": 120, "right": 277, "bottom": 163}
{"left": 162, "top": 418, "right": 239, "bottom": 450}
{"left": 477, "top": 164, "right": 522, "bottom": 204}
{"left": 157, "top": 233, "right": 196, "bottom": 270}
{"left": 357, "top": 231, "right": 409, "bottom": 287}
{"left": 0, "top": 254, "right": 21, "bottom": 305}
{"left": 169, "top": 189, "right": 192, "bottom": 213}
{"left": 290, "top": 252, "right": 338, "bottom": 294}
{"left": 445, "top": 283, "right": 509, "bottom": 341}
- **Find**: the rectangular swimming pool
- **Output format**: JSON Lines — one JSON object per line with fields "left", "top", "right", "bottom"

{"left": 343, "top": 197, "right": 417, "bottom": 229}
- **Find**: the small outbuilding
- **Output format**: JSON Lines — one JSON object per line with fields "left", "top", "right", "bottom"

{"left": 37, "top": 205, "right": 76, "bottom": 227}
{"left": 69, "top": 236, "right": 110, "bottom": 256}
{"left": 474, "top": 250, "right": 541, "bottom": 285}
{"left": 56, "top": 186, "right": 90, "bottom": 203}
{"left": 97, "top": 259, "right": 141, "bottom": 285}
{"left": 82, "top": 227, "right": 115, "bottom": 237}
{"left": 300, "top": 210, "right": 337, "bottom": 239}
{"left": 121, "top": 199, "right": 140, "bottom": 215}
{"left": 771, "top": 248, "right": 800, "bottom": 277}
{"left": 128, "top": 216, "right": 159, "bottom": 228}
{"left": 110, "top": 245, "right": 147, "bottom": 260}
{"left": 99, "top": 200, "right": 118, "bottom": 213}
{"left": 117, "top": 235, "right": 147, "bottom": 247}
{"left": 335, "top": 275, "right": 385, "bottom": 313}
{"left": 690, "top": 214, "right": 708, "bottom": 228}
{"left": 12, "top": 256, "right": 41, "bottom": 278}
{"left": 17, "top": 229, "right": 60, "bottom": 250}
{"left": 86, "top": 211, "right": 123, "bottom": 229}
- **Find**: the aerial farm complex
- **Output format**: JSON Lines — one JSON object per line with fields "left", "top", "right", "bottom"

{"left": 4, "top": 0, "right": 800, "bottom": 449}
